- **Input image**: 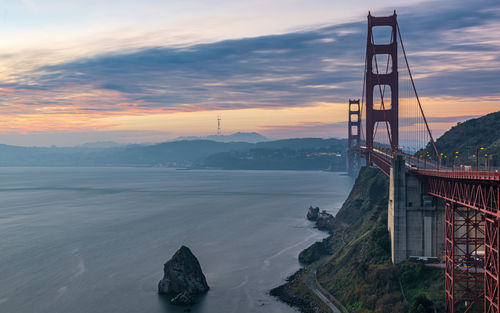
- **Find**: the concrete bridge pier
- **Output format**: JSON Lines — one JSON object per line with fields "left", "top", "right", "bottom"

{"left": 387, "top": 155, "right": 445, "bottom": 264}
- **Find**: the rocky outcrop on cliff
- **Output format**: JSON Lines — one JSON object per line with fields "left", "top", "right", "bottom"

{"left": 300, "top": 207, "right": 335, "bottom": 265}
{"left": 298, "top": 239, "right": 329, "bottom": 265}
{"left": 270, "top": 269, "right": 330, "bottom": 313}
{"left": 315, "top": 210, "right": 333, "bottom": 231}
{"left": 306, "top": 206, "right": 320, "bottom": 220}
{"left": 307, "top": 206, "right": 333, "bottom": 231}
{"left": 158, "top": 246, "right": 209, "bottom": 304}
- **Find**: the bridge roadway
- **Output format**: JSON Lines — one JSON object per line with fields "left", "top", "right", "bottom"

{"left": 360, "top": 145, "right": 500, "bottom": 181}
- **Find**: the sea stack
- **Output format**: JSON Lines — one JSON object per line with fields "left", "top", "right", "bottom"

{"left": 158, "top": 245, "right": 209, "bottom": 304}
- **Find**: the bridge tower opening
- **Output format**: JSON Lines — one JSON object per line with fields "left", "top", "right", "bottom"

{"left": 217, "top": 115, "right": 222, "bottom": 136}
{"left": 365, "top": 11, "right": 399, "bottom": 161}
{"left": 348, "top": 99, "right": 361, "bottom": 174}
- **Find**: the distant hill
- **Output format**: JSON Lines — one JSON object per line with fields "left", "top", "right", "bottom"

{"left": 0, "top": 140, "right": 253, "bottom": 167}
{"left": 111, "top": 140, "right": 253, "bottom": 167}
{"left": 175, "top": 132, "right": 268, "bottom": 143}
{"left": 254, "top": 138, "right": 340, "bottom": 149}
{"left": 201, "top": 138, "right": 346, "bottom": 170}
{"left": 77, "top": 141, "right": 123, "bottom": 148}
{"left": 426, "top": 110, "right": 500, "bottom": 167}
{"left": 0, "top": 138, "right": 347, "bottom": 170}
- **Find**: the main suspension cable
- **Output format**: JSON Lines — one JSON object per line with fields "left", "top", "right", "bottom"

{"left": 360, "top": 43, "right": 367, "bottom": 143}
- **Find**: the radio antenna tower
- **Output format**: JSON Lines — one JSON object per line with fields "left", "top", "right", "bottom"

{"left": 217, "top": 115, "right": 221, "bottom": 135}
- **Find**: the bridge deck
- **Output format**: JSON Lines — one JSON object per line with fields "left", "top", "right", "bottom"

{"left": 358, "top": 146, "right": 500, "bottom": 182}
{"left": 416, "top": 170, "right": 500, "bottom": 182}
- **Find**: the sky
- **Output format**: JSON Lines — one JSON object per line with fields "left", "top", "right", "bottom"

{"left": 0, "top": 0, "right": 499, "bottom": 146}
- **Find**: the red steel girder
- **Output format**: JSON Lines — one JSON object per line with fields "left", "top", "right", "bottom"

{"left": 445, "top": 202, "right": 485, "bottom": 313}
{"left": 418, "top": 170, "right": 500, "bottom": 182}
{"left": 426, "top": 177, "right": 500, "bottom": 218}
{"left": 446, "top": 202, "right": 456, "bottom": 313}
{"left": 485, "top": 216, "right": 500, "bottom": 313}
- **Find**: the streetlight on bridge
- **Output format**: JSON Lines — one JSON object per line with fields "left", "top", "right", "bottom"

{"left": 452, "top": 151, "right": 459, "bottom": 170}
{"left": 475, "top": 147, "right": 484, "bottom": 170}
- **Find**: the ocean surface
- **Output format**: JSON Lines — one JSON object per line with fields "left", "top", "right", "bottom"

{"left": 0, "top": 168, "right": 353, "bottom": 313}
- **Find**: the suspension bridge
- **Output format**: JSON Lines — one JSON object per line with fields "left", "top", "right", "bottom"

{"left": 347, "top": 12, "right": 500, "bottom": 313}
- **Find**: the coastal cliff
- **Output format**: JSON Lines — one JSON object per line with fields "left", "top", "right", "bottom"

{"left": 272, "top": 166, "right": 445, "bottom": 313}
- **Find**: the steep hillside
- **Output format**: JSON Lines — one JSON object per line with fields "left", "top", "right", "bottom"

{"left": 426, "top": 110, "right": 500, "bottom": 166}
{"left": 273, "top": 167, "right": 445, "bottom": 313}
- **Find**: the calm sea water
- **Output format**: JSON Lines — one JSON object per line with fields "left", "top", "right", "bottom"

{"left": 0, "top": 168, "right": 353, "bottom": 313}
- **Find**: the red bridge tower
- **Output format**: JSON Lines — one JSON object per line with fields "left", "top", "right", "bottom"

{"left": 348, "top": 99, "right": 361, "bottom": 174}
{"left": 365, "top": 11, "right": 399, "bottom": 161}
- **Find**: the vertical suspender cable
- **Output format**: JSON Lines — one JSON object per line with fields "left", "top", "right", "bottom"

{"left": 396, "top": 22, "right": 439, "bottom": 163}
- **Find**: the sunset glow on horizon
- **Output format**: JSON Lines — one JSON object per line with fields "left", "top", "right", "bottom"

{"left": 0, "top": 0, "right": 499, "bottom": 146}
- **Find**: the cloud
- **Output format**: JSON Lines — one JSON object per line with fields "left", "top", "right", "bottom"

{"left": 399, "top": 115, "right": 482, "bottom": 128}
{"left": 30, "top": 29, "right": 362, "bottom": 111}
{"left": 0, "top": 129, "right": 171, "bottom": 146}
{"left": 0, "top": 0, "right": 498, "bottom": 141}
{"left": 259, "top": 121, "right": 347, "bottom": 139}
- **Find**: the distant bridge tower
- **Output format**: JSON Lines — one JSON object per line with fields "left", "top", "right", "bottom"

{"left": 347, "top": 99, "right": 361, "bottom": 174}
{"left": 217, "top": 115, "right": 221, "bottom": 135}
{"left": 365, "top": 11, "right": 399, "bottom": 161}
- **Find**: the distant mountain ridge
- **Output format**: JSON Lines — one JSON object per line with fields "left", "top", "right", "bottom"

{"left": 0, "top": 137, "right": 347, "bottom": 170}
{"left": 77, "top": 141, "right": 123, "bottom": 148}
{"left": 201, "top": 138, "right": 346, "bottom": 170}
{"left": 175, "top": 132, "right": 268, "bottom": 143}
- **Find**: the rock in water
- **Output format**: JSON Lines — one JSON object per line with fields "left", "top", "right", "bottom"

{"left": 158, "top": 245, "right": 209, "bottom": 295}
{"left": 170, "top": 291, "right": 195, "bottom": 305}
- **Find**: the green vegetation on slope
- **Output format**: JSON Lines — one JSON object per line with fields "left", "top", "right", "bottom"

{"left": 316, "top": 167, "right": 445, "bottom": 313}
{"left": 425, "top": 110, "right": 500, "bottom": 167}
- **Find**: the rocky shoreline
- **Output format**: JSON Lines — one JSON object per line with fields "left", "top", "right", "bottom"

{"left": 270, "top": 167, "right": 391, "bottom": 313}
{"left": 270, "top": 207, "right": 334, "bottom": 313}
{"left": 270, "top": 269, "right": 324, "bottom": 313}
